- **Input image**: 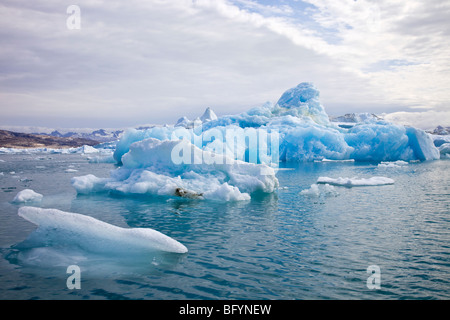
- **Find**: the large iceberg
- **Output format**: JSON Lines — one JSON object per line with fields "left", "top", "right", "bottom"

{"left": 73, "top": 138, "right": 279, "bottom": 201}
{"left": 112, "top": 82, "right": 439, "bottom": 165}
{"left": 377, "top": 160, "right": 409, "bottom": 168}
{"left": 79, "top": 82, "right": 440, "bottom": 202}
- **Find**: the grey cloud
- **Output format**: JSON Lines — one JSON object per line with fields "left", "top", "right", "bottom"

{"left": 1, "top": 0, "right": 447, "bottom": 128}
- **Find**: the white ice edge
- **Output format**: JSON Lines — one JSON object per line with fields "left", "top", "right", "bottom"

{"left": 317, "top": 176, "right": 394, "bottom": 187}
{"left": 18, "top": 206, "right": 188, "bottom": 254}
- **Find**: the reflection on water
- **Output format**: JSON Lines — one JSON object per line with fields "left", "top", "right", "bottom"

{"left": 5, "top": 210, "right": 187, "bottom": 278}
{"left": 0, "top": 154, "right": 449, "bottom": 299}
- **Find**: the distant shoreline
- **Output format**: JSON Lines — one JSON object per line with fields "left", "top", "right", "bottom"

{"left": 0, "top": 129, "right": 99, "bottom": 149}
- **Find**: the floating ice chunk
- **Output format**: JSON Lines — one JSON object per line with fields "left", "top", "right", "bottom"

{"left": 378, "top": 160, "right": 409, "bottom": 168}
{"left": 0, "top": 145, "right": 114, "bottom": 155}
{"left": 321, "top": 158, "right": 355, "bottom": 163}
{"left": 65, "top": 168, "right": 78, "bottom": 173}
{"left": 317, "top": 176, "right": 394, "bottom": 187}
{"left": 300, "top": 184, "right": 320, "bottom": 197}
{"left": 322, "top": 183, "right": 339, "bottom": 196}
{"left": 106, "top": 82, "right": 439, "bottom": 164}
{"left": 300, "top": 183, "right": 339, "bottom": 197}
{"left": 18, "top": 206, "right": 188, "bottom": 254}
{"left": 405, "top": 127, "right": 440, "bottom": 161}
{"left": 74, "top": 138, "right": 278, "bottom": 201}
{"left": 79, "top": 145, "right": 99, "bottom": 154}
{"left": 377, "top": 163, "right": 397, "bottom": 168}
{"left": 71, "top": 174, "right": 111, "bottom": 194}
{"left": 13, "top": 189, "right": 43, "bottom": 203}
{"left": 438, "top": 143, "right": 450, "bottom": 156}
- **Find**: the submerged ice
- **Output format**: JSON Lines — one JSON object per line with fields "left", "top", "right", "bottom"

{"left": 317, "top": 176, "right": 395, "bottom": 187}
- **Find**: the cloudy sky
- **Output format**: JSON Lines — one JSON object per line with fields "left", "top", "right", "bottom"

{"left": 1, "top": 0, "right": 449, "bottom": 130}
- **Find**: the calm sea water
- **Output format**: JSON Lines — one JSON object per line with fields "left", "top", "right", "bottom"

{"left": 0, "top": 153, "right": 449, "bottom": 300}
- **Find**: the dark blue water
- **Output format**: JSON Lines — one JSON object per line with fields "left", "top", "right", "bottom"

{"left": 0, "top": 154, "right": 449, "bottom": 299}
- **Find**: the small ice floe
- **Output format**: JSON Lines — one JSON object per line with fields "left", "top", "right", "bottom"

{"left": 18, "top": 206, "right": 187, "bottom": 254}
{"left": 65, "top": 168, "right": 79, "bottom": 173}
{"left": 300, "top": 183, "right": 338, "bottom": 197}
{"left": 320, "top": 158, "right": 355, "bottom": 163}
{"left": 377, "top": 160, "right": 409, "bottom": 168}
{"left": 12, "top": 189, "right": 43, "bottom": 203}
{"left": 439, "top": 143, "right": 450, "bottom": 158}
{"left": 317, "top": 176, "right": 394, "bottom": 187}
{"left": 72, "top": 138, "right": 278, "bottom": 202}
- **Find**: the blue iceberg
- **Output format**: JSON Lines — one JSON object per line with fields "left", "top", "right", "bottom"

{"left": 74, "top": 138, "right": 279, "bottom": 201}
{"left": 113, "top": 82, "right": 439, "bottom": 164}
{"left": 79, "top": 82, "right": 439, "bottom": 201}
